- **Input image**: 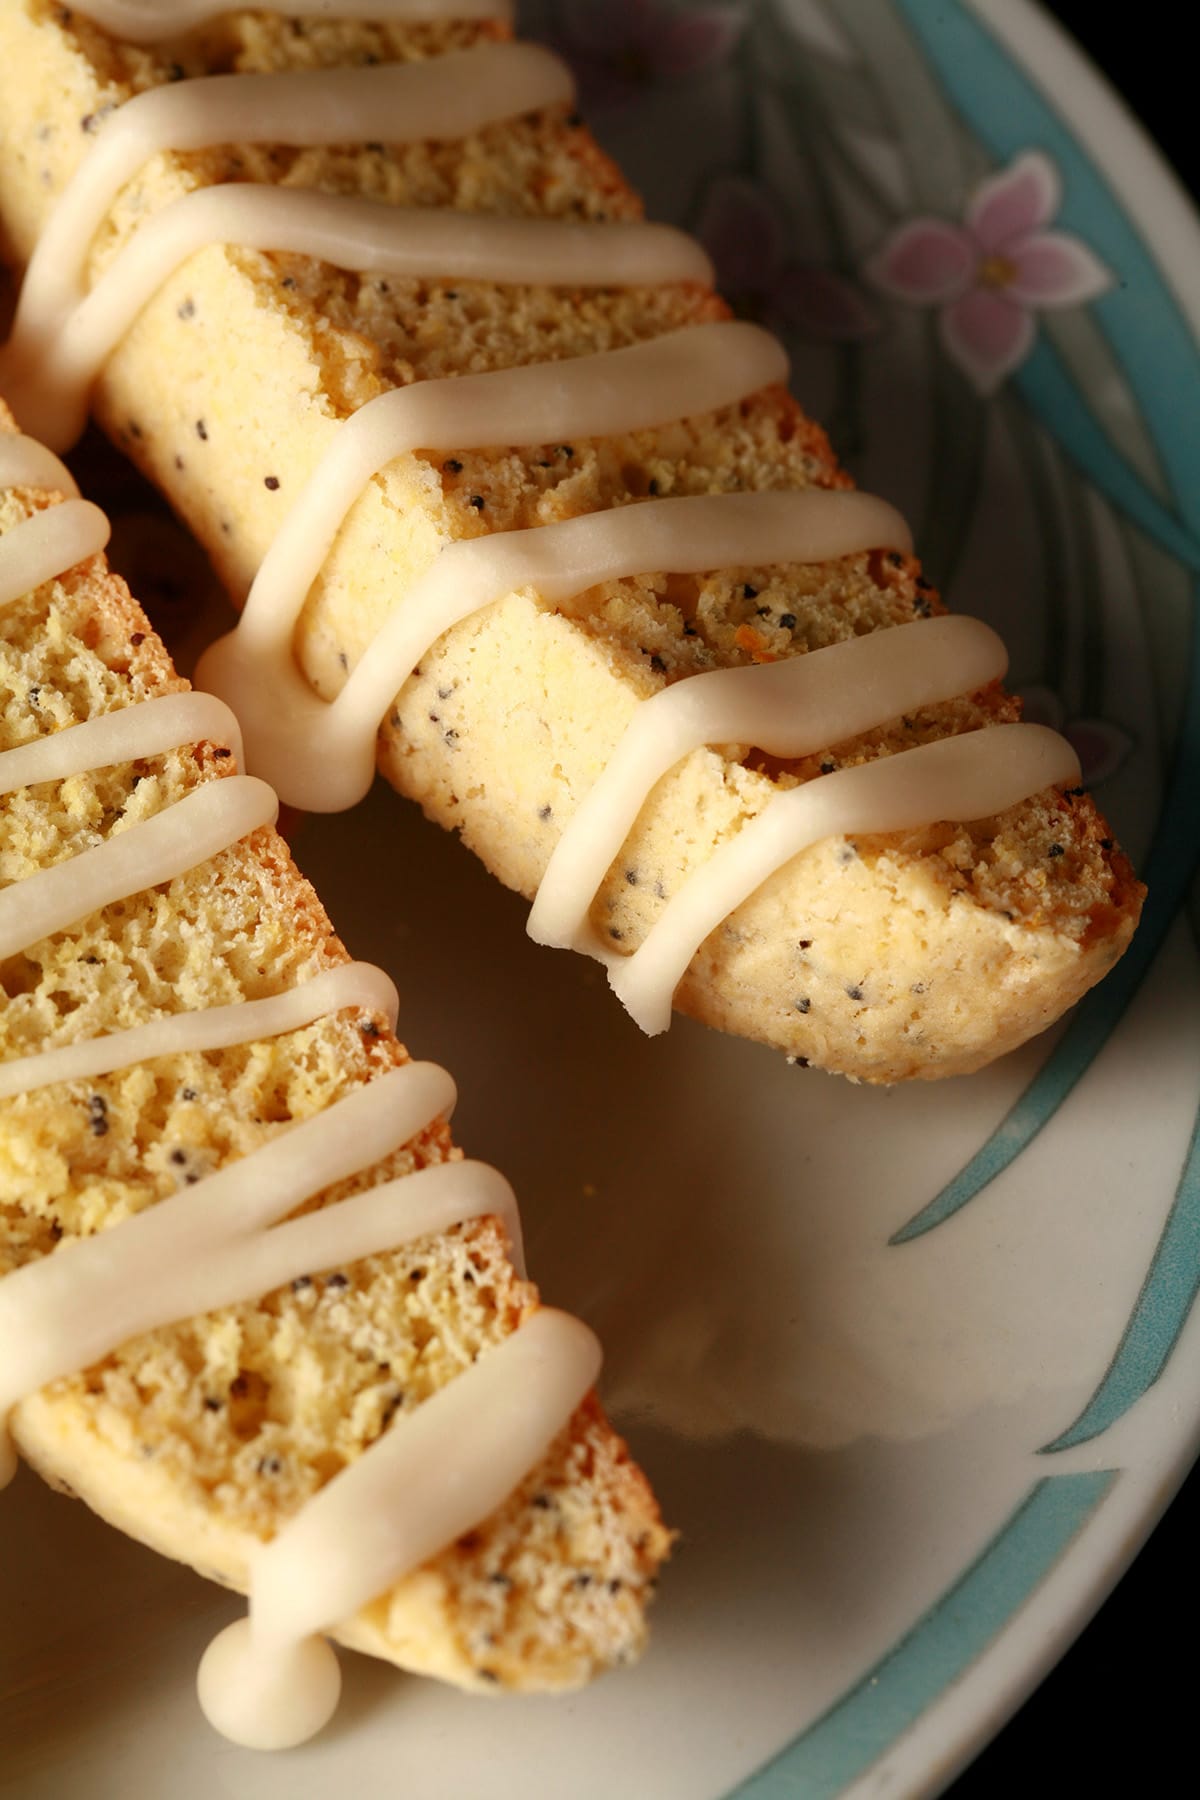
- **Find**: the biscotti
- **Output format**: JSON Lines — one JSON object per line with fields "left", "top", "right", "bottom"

{"left": 0, "top": 2, "right": 1144, "bottom": 1082}
{"left": 0, "top": 402, "right": 669, "bottom": 1746}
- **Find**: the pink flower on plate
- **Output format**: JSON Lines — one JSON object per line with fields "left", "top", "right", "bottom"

{"left": 867, "top": 151, "right": 1113, "bottom": 394}
{"left": 698, "top": 173, "right": 876, "bottom": 341}
{"left": 1018, "top": 685, "right": 1134, "bottom": 788}
{"left": 556, "top": 0, "right": 744, "bottom": 108}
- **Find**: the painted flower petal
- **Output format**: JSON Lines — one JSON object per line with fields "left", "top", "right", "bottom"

{"left": 697, "top": 173, "right": 784, "bottom": 293}
{"left": 940, "top": 288, "right": 1036, "bottom": 394}
{"left": 1007, "top": 230, "right": 1113, "bottom": 307}
{"left": 967, "top": 150, "right": 1060, "bottom": 251}
{"left": 773, "top": 266, "right": 877, "bottom": 341}
{"left": 654, "top": 9, "right": 746, "bottom": 77}
{"left": 1065, "top": 717, "right": 1134, "bottom": 787}
{"left": 866, "top": 218, "right": 975, "bottom": 305}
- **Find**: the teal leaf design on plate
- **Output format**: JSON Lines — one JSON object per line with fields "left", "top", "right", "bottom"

{"left": 1043, "top": 1095, "right": 1200, "bottom": 1452}
{"left": 1042, "top": 306, "right": 1174, "bottom": 509}
{"left": 894, "top": 580, "right": 1200, "bottom": 1245}
{"left": 730, "top": 1471, "right": 1116, "bottom": 1798}
{"left": 1014, "top": 341, "right": 1200, "bottom": 572}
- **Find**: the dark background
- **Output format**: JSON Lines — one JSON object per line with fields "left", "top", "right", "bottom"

{"left": 949, "top": 5, "right": 1195, "bottom": 1795}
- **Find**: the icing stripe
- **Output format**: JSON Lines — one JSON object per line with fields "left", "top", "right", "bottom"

{"left": 247, "top": 1309, "right": 596, "bottom": 1650}
{"left": 0, "top": 690, "right": 243, "bottom": 796}
{"left": 0, "top": 435, "right": 79, "bottom": 497}
{"left": 230, "top": 320, "right": 785, "bottom": 663}
{"left": 2, "top": 1064, "right": 458, "bottom": 1409}
{"left": 1, "top": 1088, "right": 530, "bottom": 1424}
{"left": 74, "top": 1, "right": 513, "bottom": 43}
{"left": 14, "top": 190, "right": 712, "bottom": 448}
{"left": 0, "top": 960, "right": 399, "bottom": 1103}
{"left": 609, "top": 723, "right": 1082, "bottom": 1034}
{"left": 0, "top": 501, "right": 110, "bottom": 606}
{"left": 0, "top": 773, "right": 278, "bottom": 962}
{"left": 529, "top": 612, "right": 1008, "bottom": 953}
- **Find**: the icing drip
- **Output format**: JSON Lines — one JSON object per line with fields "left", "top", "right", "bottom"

{"left": 0, "top": 459, "right": 594, "bottom": 1746}
{"left": 75, "top": 0, "right": 513, "bottom": 45}
{"left": 198, "top": 1309, "right": 599, "bottom": 1749}
{"left": 0, "top": 39, "right": 575, "bottom": 444}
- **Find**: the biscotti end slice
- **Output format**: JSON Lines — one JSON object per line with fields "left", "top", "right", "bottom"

{"left": 0, "top": 399, "right": 670, "bottom": 1704}
{"left": 0, "top": 7, "right": 1143, "bottom": 1084}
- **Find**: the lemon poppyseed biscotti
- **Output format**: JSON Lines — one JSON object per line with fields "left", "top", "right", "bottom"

{"left": 0, "top": 1, "right": 1143, "bottom": 1083}
{"left": 0, "top": 403, "right": 669, "bottom": 1747}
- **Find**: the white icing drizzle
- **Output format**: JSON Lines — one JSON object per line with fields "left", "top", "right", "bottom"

{"left": 0, "top": 434, "right": 79, "bottom": 496}
{"left": 0, "top": 689, "right": 243, "bottom": 794}
{"left": 0, "top": 1048, "right": 577, "bottom": 1746}
{"left": 0, "top": 463, "right": 593, "bottom": 1747}
{"left": 0, "top": 959, "right": 398, "bottom": 1102}
{"left": 74, "top": 0, "right": 513, "bottom": 45}
{"left": 0, "top": 38, "right": 574, "bottom": 442}
{"left": 0, "top": 770, "right": 278, "bottom": 962}
{"left": 14, "top": 189, "right": 711, "bottom": 447}
{"left": 0, "top": 500, "right": 110, "bottom": 607}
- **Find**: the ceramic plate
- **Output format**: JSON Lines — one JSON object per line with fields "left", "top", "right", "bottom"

{"left": 3, "top": 2, "right": 1199, "bottom": 1795}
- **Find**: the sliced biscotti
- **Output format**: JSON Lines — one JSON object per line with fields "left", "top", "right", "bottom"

{"left": 0, "top": 403, "right": 669, "bottom": 1700}
{"left": 0, "top": 4, "right": 1143, "bottom": 1082}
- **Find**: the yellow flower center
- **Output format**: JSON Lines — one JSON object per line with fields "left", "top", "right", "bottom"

{"left": 978, "top": 253, "right": 1019, "bottom": 289}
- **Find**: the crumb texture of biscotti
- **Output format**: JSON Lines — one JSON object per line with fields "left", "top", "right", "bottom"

{"left": 0, "top": 410, "right": 669, "bottom": 1693}
{"left": 0, "top": 4, "right": 1143, "bottom": 1081}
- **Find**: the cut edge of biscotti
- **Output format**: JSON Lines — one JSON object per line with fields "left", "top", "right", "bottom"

{"left": 0, "top": 404, "right": 670, "bottom": 1696}
{"left": 0, "top": 6, "right": 1145, "bottom": 1084}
